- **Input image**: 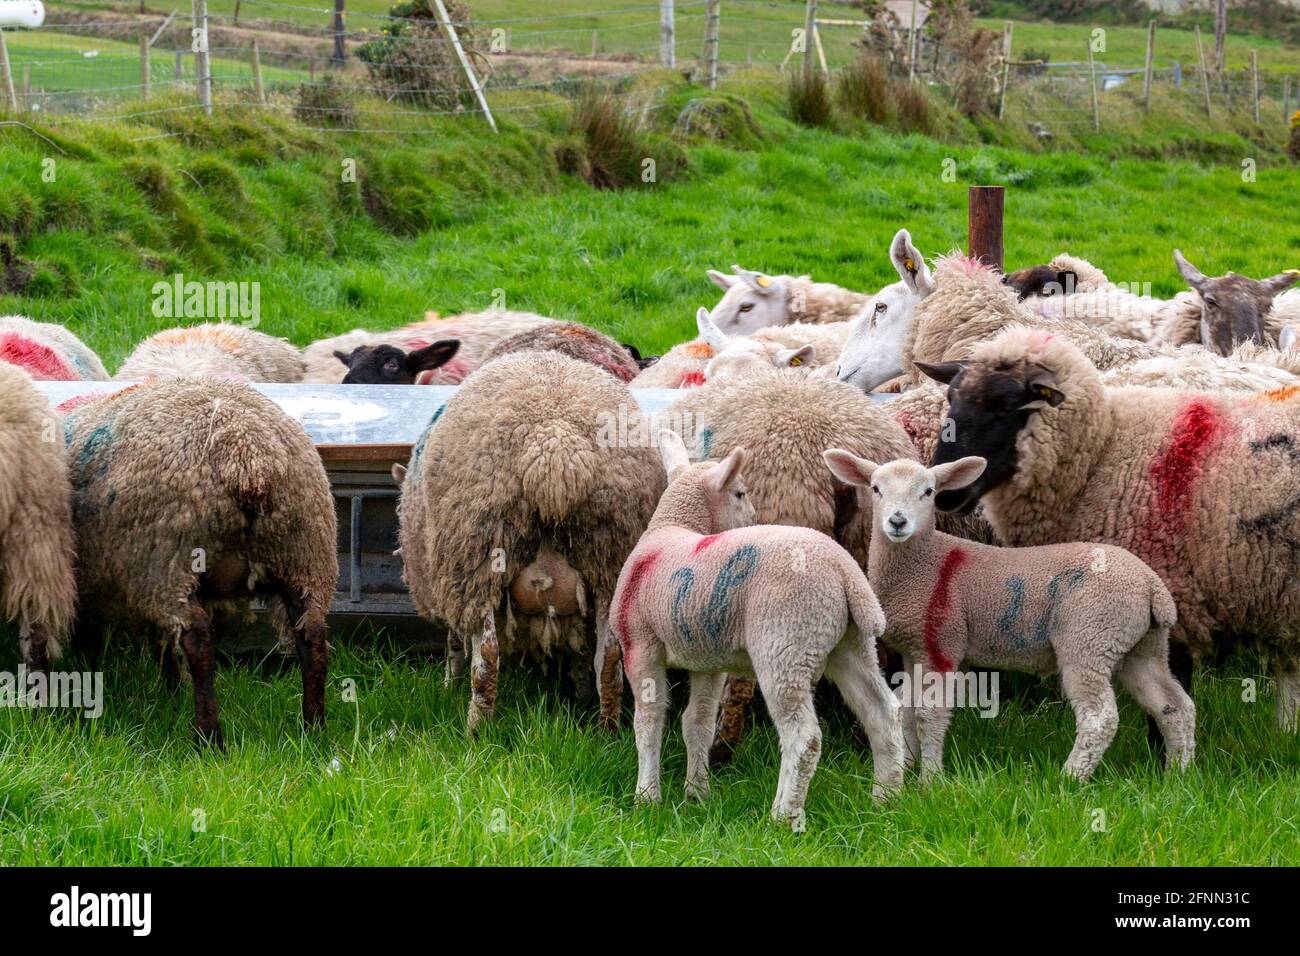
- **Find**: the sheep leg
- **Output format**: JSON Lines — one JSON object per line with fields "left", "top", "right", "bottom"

{"left": 1117, "top": 632, "right": 1196, "bottom": 771}
{"left": 708, "top": 674, "right": 756, "bottom": 768}
{"left": 1275, "top": 661, "right": 1300, "bottom": 733}
{"left": 1059, "top": 663, "right": 1120, "bottom": 781}
{"left": 627, "top": 641, "right": 669, "bottom": 804}
{"left": 754, "top": 665, "right": 821, "bottom": 827}
{"left": 825, "top": 633, "right": 904, "bottom": 800}
{"left": 594, "top": 596, "right": 623, "bottom": 732}
{"left": 282, "top": 590, "right": 328, "bottom": 731}
{"left": 444, "top": 632, "right": 467, "bottom": 688}
{"left": 19, "top": 623, "right": 51, "bottom": 707}
{"left": 911, "top": 664, "right": 953, "bottom": 782}
{"left": 179, "top": 601, "right": 223, "bottom": 751}
{"left": 466, "top": 613, "right": 500, "bottom": 738}
{"left": 895, "top": 652, "right": 921, "bottom": 771}
{"left": 682, "top": 671, "right": 726, "bottom": 801}
{"left": 1148, "top": 641, "right": 1195, "bottom": 752}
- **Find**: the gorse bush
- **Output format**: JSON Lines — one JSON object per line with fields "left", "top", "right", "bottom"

{"left": 355, "top": 0, "right": 477, "bottom": 110}
{"left": 837, "top": 54, "right": 893, "bottom": 124}
{"left": 294, "top": 75, "right": 357, "bottom": 129}
{"left": 788, "top": 69, "right": 833, "bottom": 128}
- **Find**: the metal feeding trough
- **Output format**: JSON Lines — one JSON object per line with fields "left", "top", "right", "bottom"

{"left": 35, "top": 382, "right": 683, "bottom": 651}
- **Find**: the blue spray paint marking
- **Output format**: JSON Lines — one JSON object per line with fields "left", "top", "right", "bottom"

{"left": 698, "top": 426, "right": 714, "bottom": 459}
{"left": 670, "top": 567, "right": 698, "bottom": 645}
{"left": 76, "top": 424, "right": 113, "bottom": 483}
{"left": 405, "top": 405, "right": 444, "bottom": 481}
{"left": 997, "top": 567, "right": 1088, "bottom": 649}
{"left": 1035, "top": 568, "right": 1087, "bottom": 645}
{"left": 997, "top": 577, "right": 1027, "bottom": 648}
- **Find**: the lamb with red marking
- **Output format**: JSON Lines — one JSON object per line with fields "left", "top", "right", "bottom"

{"left": 0, "top": 315, "right": 109, "bottom": 381}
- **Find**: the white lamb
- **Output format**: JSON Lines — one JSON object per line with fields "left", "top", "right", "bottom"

{"left": 609, "top": 432, "right": 905, "bottom": 825}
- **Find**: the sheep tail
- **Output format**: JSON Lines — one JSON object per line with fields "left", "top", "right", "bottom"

{"left": 207, "top": 398, "right": 275, "bottom": 513}
{"left": 842, "top": 556, "right": 887, "bottom": 648}
{"left": 1150, "top": 576, "right": 1178, "bottom": 632}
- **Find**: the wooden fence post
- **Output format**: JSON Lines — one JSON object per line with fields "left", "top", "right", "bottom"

{"left": 968, "top": 186, "right": 1005, "bottom": 272}
{"left": 802, "top": 0, "right": 817, "bottom": 79}
{"left": 141, "top": 33, "right": 151, "bottom": 100}
{"left": 1285, "top": 75, "right": 1292, "bottom": 121}
{"left": 21, "top": 62, "right": 30, "bottom": 114}
{"left": 1195, "top": 24, "right": 1212, "bottom": 117}
{"left": 1086, "top": 39, "right": 1100, "bottom": 132}
{"left": 1250, "top": 49, "right": 1259, "bottom": 123}
{"left": 908, "top": 0, "right": 918, "bottom": 82}
{"left": 0, "top": 29, "right": 17, "bottom": 114}
{"left": 703, "top": 0, "right": 720, "bottom": 90}
{"left": 1143, "top": 19, "right": 1155, "bottom": 112}
{"left": 813, "top": 20, "right": 828, "bottom": 76}
{"left": 997, "top": 21, "right": 1012, "bottom": 120}
{"left": 252, "top": 37, "right": 265, "bottom": 105}
{"left": 192, "top": 0, "right": 212, "bottom": 115}
{"left": 660, "top": 0, "right": 675, "bottom": 69}
{"left": 333, "top": 0, "right": 347, "bottom": 64}
{"left": 433, "top": 0, "right": 496, "bottom": 132}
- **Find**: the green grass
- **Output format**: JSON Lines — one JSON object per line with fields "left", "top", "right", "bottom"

{"left": 2, "top": 641, "right": 1298, "bottom": 865}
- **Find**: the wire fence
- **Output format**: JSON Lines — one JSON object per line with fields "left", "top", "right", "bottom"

{"left": 0, "top": 1, "right": 1296, "bottom": 140}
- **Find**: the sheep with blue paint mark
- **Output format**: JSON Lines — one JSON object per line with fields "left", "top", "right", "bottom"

{"left": 611, "top": 431, "right": 903, "bottom": 825}
{"left": 823, "top": 451, "right": 1194, "bottom": 781}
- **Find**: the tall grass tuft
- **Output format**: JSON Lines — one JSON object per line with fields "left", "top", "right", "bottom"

{"left": 892, "top": 78, "right": 935, "bottom": 135}
{"left": 563, "top": 85, "right": 650, "bottom": 190}
{"left": 788, "top": 69, "right": 833, "bottom": 128}
{"left": 836, "top": 54, "right": 893, "bottom": 124}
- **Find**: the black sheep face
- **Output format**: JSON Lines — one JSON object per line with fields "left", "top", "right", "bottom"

{"left": 1001, "top": 264, "right": 1078, "bottom": 301}
{"left": 1174, "top": 250, "right": 1299, "bottom": 356}
{"left": 336, "top": 340, "right": 460, "bottom": 384}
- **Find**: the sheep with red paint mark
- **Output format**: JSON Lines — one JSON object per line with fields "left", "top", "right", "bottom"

{"left": 922, "top": 325, "right": 1300, "bottom": 732}
{"left": 0, "top": 362, "right": 77, "bottom": 689}
{"left": 0, "top": 315, "right": 109, "bottom": 381}
{"left": 62, "top": 378, "right": 337, "bottom": 747}
{"left": 612, "top": 431, "right": 903, "bottom": 824}
{"left": 303, "top": 309, "right": 555, "bottom": 384}
{"left": 481, "top": 321, "right": 640, "bottom": 382}
{"left": 392, "top": 350, "right": 663, "bottom": 735}
{"left": 824, "top": 452, "right": 1193, "bottom": 780}
{"left": 115, "top": 322, "right": 305, "bottom": 382}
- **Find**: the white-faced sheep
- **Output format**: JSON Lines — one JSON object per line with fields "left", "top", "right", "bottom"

{"left": 115, "top": 323, "right": 305, "bottom": 382}
{"left": 303, "top": 310, "right": 555, "bottom": 384}
{"left": 631, "top": 317, "right": 846, "bottom": 389}
{"left": 921, "top": 325, "right": 1300, "bottom": 732}
{"left": 62, "top": 378, "right": 337, "bottom": 746}
{"left": 611, "top": 432, "right": 903, "bottom": 824}
{"left": 703, "top": 265, "right": 869, "bottom": 335}
{"left": 0, "top": 363, "right": 77, "bottom": 689}
{"left": 823, "top": 452, "right": 1194, "bottom": 781}
{"left": 1, "top": 315, "right": 110, "bottom": 381}
{"left": 393, "top": 350, "right": 664, "bottom": 734}
{"left": 1152, "top": 251, "right": 1300, "bottom": 355}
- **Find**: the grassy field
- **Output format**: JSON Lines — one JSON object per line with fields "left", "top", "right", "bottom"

{"left": 1, "top": 53, "right": 1300, "bottom": 864}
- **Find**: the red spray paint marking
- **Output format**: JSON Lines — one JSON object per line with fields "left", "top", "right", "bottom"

{"left": 693, "top": 532, "right": 728, "bottom": 555}
{"left": 416, "top": 357, "right": 471, "bottom": 385}
{"left": 1145, "top": 398, "right": 1223, "bottom": 539}
{"left": 892, "top": 411, "right": 925, "bottom": 455}
{"left": 0, "top": 333, "right": 76, "bottom": 381}
{"left": 616, "top": 549, "right": 662, "bottom": 668}
{"left": 55, "top": 384, "right": 142, "bottom": 416}
{"left": 678, "top": 370, "right": 706, "bottom": 388}
{"left": 922, "top": 547, "right": 968, "bottom": 672}
{"left": 591, "top": 351, "right": 636, "bottom": 382}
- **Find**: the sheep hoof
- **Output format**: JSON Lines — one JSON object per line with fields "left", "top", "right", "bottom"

{"left": 634, "top": 788, "right": 661, "bottom": 806}
{"left": 195, "top": 724, "right": 225, "bottom": 753}
{"left": 684, "top": 780, "right": 710, "bottom": 802}
{"left": 707, "top": 738, "right": 736, "bottom": 769}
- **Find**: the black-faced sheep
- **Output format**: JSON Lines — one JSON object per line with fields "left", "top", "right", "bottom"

{"left": 0, "top": 363, "right": 77, "bottom": 687}
{"left": 336, "top": 341, "right": 462, "bottom": 385}
{"left": 393, "top": 350, "right": 664, "bottom": 734}
{"left": 115, "top": 323, "right": 305, "bottom": 382}
{"left": 1, "top": 315, "right": 110, "bottom": 381}
{"left": 63, "top": 378, "right": 337, "bottom": 746}
{"left": 922, "top": 325, "right": 1300, "bottom": 732}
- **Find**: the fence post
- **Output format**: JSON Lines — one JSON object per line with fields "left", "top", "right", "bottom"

{"left": 1214, "top": 0, "right": 1227, "bottom": 73}
{"left": 968, "top": 186, "right": 1004, "bottom": 272}
{"left": 141, "top": 33, "right": 151, "bottom": 100}
{"left": 802, "top": 0, "right": 816, "bottom": 79}
{"left": 252, "top": 38, "right": 265, "bottom": 105}
{"left": 660, "top": 0, "right": 675, "bottom": 69}
{"left": 908, "top": 0, "right": 918, "bottom": 82}
{"left": 1250, "top": 49, "right": 1259, "bottom": 123}
{"left": 21, "top": 62, "right": 30, "bottom": 114}
{"left": 1194, "top": 24, "right": 1212, "bottom": 117}
{"left": 997, "top": 21, "right": 1012, "bottom": 120}
{"left": 1143, "top": 19, "right": 1155, "bottom": 112}
{"left": 703, "top": 0, "right": 720, "bottom": 90}
{"left": 1086, "top": 39, "right": 1100, "bottom": 132}
{"left": 812, "top": 20, "right": 828, "bottom": 76}
{"left": 1285, "top": 75, "right": 1292, "bottom": 121}
{"left": 0, "top": 29, "right": 16, "bottom": 115}
{"left": 432, "top": 0, "right": 496, "bottom": 132}
{"left": 333, "top": 0, "right": 346, "bottom": 65}
{"left": 192, "top": 0, "right": 212, "bottom": 115}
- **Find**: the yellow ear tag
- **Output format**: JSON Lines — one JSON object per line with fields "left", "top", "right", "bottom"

{"left": 904, "top": 257, "right": 916, "bottom": 273}
{"left": 755, "top": 275, "right": 772, "bottom": 288}
{"left": 1286, "top": 269, "right": 1300, "bottom": 276}
{"left": 789, "top": 356, "right": 802, "bottom": 366}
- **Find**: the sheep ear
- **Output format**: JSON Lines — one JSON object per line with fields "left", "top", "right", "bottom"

{"left": 915, "top": 360, "right": 965, "bottom": 385}
{"left": 732, "top": 265, "right": 778, "bottom": 296}
{"left": 707, "top": 269, "right": 738, "bottom": 291}
{"left": 822, "top": 448, "right": 878, "bottom": 487}
{"left": 776, "top": 345, "right": 815, "bottom": 368}
{"left": 391, "top": 463, "right": 408, "bottom": 485}
{"left": 1280, "top": 326, "right": 1297, "bottom": 352}
{"left": 1261, "top": 270, "right": 1300, "bottom": 297}
{"left": 709, "top": 446, "right": 747, "bottom": 493}
{"left": 696, "top": 307, "right": 731, "bottom": 351}
{"left": 932, "top": 456, "right": 986, "bottom": 493}
{"left": 659, "top": 430, "right": 692, "bottom": 481}
{"left": 890, "top": 229, "right": 934, "bottom": 297}
{"left": 1022, "top": 368, "right": 1066, "bottom": 408}
{"left": 408, "top": 339, "right": 460, "bottom": 374}
{"left": 334, "top": 349, "right": 356, "bottom": 367}
{"left": 1057, "top": 270, "right": 1078, "bottom": 293}
{"left": 1174, "top": 249, "right": 1209, "bottom": 292}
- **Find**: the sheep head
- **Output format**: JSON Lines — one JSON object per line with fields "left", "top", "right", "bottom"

{"left": 1174, "top": 249, "right": 1299, "bottom": 356}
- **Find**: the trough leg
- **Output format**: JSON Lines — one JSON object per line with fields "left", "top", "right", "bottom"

{"left": 282, "top": 589, "right": 328, "bottom": 731}
{"left": 467, "top": 613, "right": 500, "bottom": 737}
{"left": 20, "top": 623, "right": 51, "bottom": 708}
{"left": 179, "top": 601, "right": 223, "bottom": 750}
{"left": 709, "top": 674, "right": 756, "bottom": 767}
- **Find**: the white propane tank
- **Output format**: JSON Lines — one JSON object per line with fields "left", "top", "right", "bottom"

{"left": 0, "top": 1, "right": 45, "bottom": 28}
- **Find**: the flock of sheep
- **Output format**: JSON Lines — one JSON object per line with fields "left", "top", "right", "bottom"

{"left": 1, "top": 230, "right": 1298, "bottom": 823}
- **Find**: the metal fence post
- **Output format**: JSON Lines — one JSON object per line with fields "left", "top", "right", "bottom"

{"left": 0, "top": 29, "right": 17, "bottom": 114}
{"left": 660, "top": 0, "right": 675, "bottom": 68}
{"left": 1143, "top": 19, "right": 1155, "bottom": 112}
{"left": 433, "top": 0, "right": 496, "bottom": 132}
{"left": 192, "top": 0, "right": 212, "bottom": 115}
{"left": 1250, "top": 49, "right": 1259, "bottom": 123}
{"left": 253, "top": 37, "right": 265, "bottom": 105}
{"left": 141, "top": 33, "right": 151, "bottom": 100}
{"left": 998, "top": 21, "right": 1012, "bottom": 120}
{"left": 1086, "top": 39, "right": 1100, "bottom": 132}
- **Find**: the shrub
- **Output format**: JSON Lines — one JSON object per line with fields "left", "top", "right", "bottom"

{"left": 561, "top": 85, "right": 656, "bottom": 189}
{"left": 1288, "top": 110, "right": 1300, "bottom": 165}
{"left": 355, "top": 0, "right": 477, "bottom": 110}
{"left": 294, "top": 75, "right": 357, "bottom": 129}
{"left": 788, "top": 69, "right": 833, "bottom": 128}
{"left": 837, "top": 54, "right": 893, "bottom": 124}
{"left": 892, "top": 78, "right": 935, "bottom": 134}
{"left": 671, "top": 96, "right": 765, "bottom": 148}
